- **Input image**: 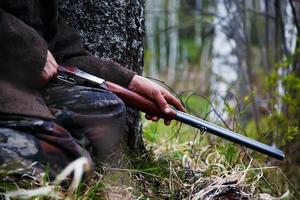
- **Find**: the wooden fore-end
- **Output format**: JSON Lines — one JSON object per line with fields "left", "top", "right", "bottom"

{"left": 105, "top": 81, "right": 177, "bottom": 119}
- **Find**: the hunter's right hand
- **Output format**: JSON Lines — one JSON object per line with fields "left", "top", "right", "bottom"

{"left": 39, "top": 50, "right": 58, "bottom": 86}
{"left": 128, "top": 75, "right": 186, "bottom": 125}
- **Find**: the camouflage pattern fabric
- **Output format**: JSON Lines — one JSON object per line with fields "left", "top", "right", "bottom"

{"left": 0, "top": 84, "right": 126, "bottom": 177}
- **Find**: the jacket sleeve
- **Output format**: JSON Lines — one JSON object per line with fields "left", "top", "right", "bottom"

{"left": 0, "top": 8, "right": 48, "bottom": 84}
{"left": 52, "top": 17, "right": 136, "bottom": 88}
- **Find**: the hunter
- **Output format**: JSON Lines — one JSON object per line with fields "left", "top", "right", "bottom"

{"left": 0, "top": 0, "right": 184, "bottom": 176}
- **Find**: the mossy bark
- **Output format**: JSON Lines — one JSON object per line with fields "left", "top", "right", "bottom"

{"left": 58, "top": 0, "right": 146, "bottom": 154}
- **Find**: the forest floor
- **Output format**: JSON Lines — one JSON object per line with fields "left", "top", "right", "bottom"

{"left": 1, "top": 118, "right": 298, "bottom": 200}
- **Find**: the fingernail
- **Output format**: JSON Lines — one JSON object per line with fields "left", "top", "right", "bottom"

{"left": 164, "top": 108, "right": 170, "bottom": 113}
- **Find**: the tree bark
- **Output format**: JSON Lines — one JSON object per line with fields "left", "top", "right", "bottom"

{"left": 58, "top": 0, "right": 146, "bottom": 154}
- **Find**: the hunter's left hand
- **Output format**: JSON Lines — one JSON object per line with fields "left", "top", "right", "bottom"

{"left": 128, "top": 75, "right": 186, "bottom": 125}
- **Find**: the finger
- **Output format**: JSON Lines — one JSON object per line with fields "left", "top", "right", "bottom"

{"left": 164, "top": 119, "right": 171, "bottom": 126}
{"left": 39, "top": 71, "right": 49, "bottom": 87}
{"left": 46, "top": 51, "right": 58, "bottom": 76}
{"left": 50, "top": 60, "right": 58, "bottom": 72}
{"left": 44, "top": 67, "right": 51, "bottom": 79}
{"left": 40, "top": 71, "right": 47, "bottom": 82}
{"left": 146, "top": 115, "right": 159, "bottom": 122}
{"left": 151, "top": 116, "right": 159, "bottom": 122}
{"left": 164, "top": 93, "right": 186, "bottom": 112}
{"left": 145, "top": 114, "right": 151, "bottom": 120}
{"left": 51, "top": 66, "right": 57, "bottom": 77}
{"left": 154, "top": 91, "right": 169, "bottom": 113}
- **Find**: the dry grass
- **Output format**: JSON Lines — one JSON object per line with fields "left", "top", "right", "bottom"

{"left": 0, "top": 139, "right": 297, "bottom": 200}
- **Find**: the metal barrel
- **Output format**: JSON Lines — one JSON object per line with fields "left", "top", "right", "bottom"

{"left": 175, "top": 111, "right": 285, "bottom": 160}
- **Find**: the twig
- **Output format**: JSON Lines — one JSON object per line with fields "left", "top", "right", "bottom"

{"left": 103, "top": 167, "right": 161, "bottom": 178}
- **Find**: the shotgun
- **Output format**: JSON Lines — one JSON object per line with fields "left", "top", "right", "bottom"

{"left": 57, "top": 65, "right": 285, "bottom": 160}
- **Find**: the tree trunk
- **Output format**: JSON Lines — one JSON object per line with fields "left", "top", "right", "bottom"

{"left": 58, "top": 0, "right": 146, "bottom": 155}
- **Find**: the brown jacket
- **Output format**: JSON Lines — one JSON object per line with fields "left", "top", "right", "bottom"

{"left": 0, "top": 0, "right": 135, "bottom": 119}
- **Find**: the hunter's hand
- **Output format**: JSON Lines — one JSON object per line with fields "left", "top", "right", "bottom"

{"left": 39, "top": 50, "right": 58, "bottom": 86}
{"left": 128, "top": 75, "right": 185, "bottom": 125}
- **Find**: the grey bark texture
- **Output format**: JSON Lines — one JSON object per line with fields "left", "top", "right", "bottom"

{"left": 58, "top": 0, "right": 146, "bottom": 154}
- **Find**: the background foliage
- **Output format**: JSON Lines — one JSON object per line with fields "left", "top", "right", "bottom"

{"left": 143, "top": 0, "right": 300, "bottom": 197}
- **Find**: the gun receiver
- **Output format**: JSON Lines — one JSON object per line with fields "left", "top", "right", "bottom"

{"left": 57, "top": 65, "right": 285, "bottom": 160}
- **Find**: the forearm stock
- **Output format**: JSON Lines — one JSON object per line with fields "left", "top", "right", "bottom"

{"left": 106, "top": 81, "right": 176, "bottom": 119}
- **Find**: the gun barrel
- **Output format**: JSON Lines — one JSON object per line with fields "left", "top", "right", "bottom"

{"left": 175, "top": 111, "right": 285, "bottom": 160}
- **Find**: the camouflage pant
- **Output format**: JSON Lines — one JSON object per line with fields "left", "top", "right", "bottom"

{"left": 0, "top": 84, "right": 126, "bottom": 177}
